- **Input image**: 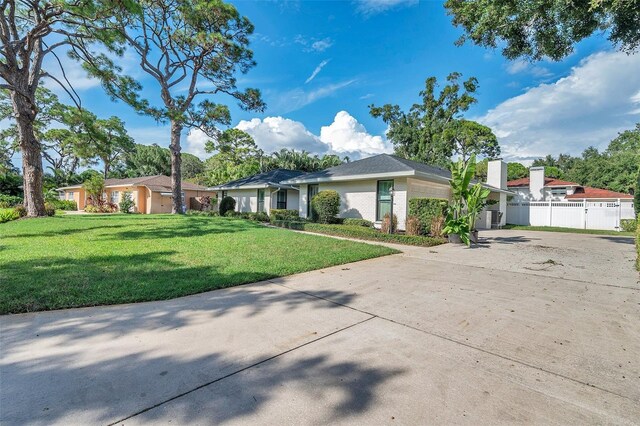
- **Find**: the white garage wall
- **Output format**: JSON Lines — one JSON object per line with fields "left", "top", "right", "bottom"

{"left": 227, "top": 189, "right": 257, "bottom": 213}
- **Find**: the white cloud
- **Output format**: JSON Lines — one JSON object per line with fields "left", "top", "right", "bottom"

{"left": 234, "top": 111, "right": 389, "bottom": 159}
{"left": 305, "top": 59, "right": 330, "bottom": 83}
{"left": 236, "top": 117, "right": 329, "bottom": 154}
{"left": 310, "top": 38, "right": 333, "bottom": 52}
{"left": 354, "top": 0, "right": 418, "bottom": 17}
{"left": 506, "top": 59, "right": 551, "bottom": 77}
{"left": 273, "top": 79, "right": 356, "bottom": 113}
{"left": 320, "top": 111, "right": 392, "bottom": 155}
{"left": 185, "top": 129, "right": 211, "bottom": 159}
{"left": 478, "top": 51, "right": 640, "bottom": 163}
{"left": 294, "top": 35, "right": 334, "bottom": 52}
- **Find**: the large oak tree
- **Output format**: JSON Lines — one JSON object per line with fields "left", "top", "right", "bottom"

{"left": 445, "top": 0, "right": 640, "bottom": 61}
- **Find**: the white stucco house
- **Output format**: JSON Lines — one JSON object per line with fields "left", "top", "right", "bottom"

{"left": 211, "top": 169, "right": 304, "bottom": 215}
{"left": 280, "top": 154, "right": 512, "bottom": 231}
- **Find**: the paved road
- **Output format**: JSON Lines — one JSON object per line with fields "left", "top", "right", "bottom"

{"left": 1, "top": 230, "right": 638, "bottom": 425}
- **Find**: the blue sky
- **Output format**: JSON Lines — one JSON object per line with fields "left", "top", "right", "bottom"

{"left": 20, "top": 0, "right": 640, "bottom": 165}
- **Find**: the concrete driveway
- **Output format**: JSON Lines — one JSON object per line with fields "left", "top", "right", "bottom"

{"left": 1, "top": 230, "right": 638, "bottom": 425}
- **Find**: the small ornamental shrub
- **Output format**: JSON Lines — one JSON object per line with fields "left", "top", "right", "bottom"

{"left": 343, "top": 218, "right": 373, "bottom": 227}
{"left": 406, "top": 215, "right": 421, "bottom": 236}
{"left": 269, "top": 209, "right": 299, "bottom": 222}
{"left": 311, "top": 190, "right": 340, "bottom": 224}
{"left": 408, "top": 198, "right": 449, "bottom": 235}
{"left": 251, "top": 212, "right": 270, "bottom": 222}
{"left": 0, "top": 208, "right": 20, "bottom": 223}
{"left": 380, "top": 213, "right": 398, "bottom": 234}
{"left": 0, "top": 194, "right": 23, "bottom": 208}
{"left": 219, "top": 196, "right": 236, "bottom": 216}
{"left": 621, "top": 218, "right": 637, "bottom": 233}
{"left": 13, "top": 204, "right": 27, "bottom": 218}
{"left": 119, "top": 191, "right": 135, "bottom": 213}
{"left": 44, "top": 202, "right": 56, "bottom": 217}
{"left": 224, "top": 209, "right": 239, "bottom": 217}
{"left": 430, "top": 215, "right": 446, "bottom": 237}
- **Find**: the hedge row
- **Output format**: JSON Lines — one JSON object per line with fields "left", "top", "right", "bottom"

{"left": 636, "top": 215, "right": 639, "bottom": 271}
{"left": 272, "top": 220, "right": 446, "bottom": 247}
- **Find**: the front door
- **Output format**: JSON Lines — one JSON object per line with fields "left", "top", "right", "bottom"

{"left": 307, "top": 184, "right": 319, "bottom": 218}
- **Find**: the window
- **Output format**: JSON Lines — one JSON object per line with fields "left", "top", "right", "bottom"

{"left": 376, "top": 180, "right": 394, "bottom": 221}
{"left": 67, "top": 191, "right": 74, "bottom": 201}
{"left": 110, "top": 191, "right": 119, "bottom": 204}
{"left": 276, "top": 190, "right": 287, "bottom": 209}
{"left": 222, "top": 191, "right": 227, "bottom": 199}
{"left": 257, "top": 189, "right": 265, "bottom": 213}
{"left": 307, "top": 184, "right": 319, "bottom": 218}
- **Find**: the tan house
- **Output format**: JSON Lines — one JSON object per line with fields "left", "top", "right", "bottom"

{"left": 58, "top": 175, "right": 216, "bottom": 214}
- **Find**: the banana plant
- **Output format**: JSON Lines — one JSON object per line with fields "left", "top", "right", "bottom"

{"left": 444, "top": 154, "right": 490, "bottom": 245}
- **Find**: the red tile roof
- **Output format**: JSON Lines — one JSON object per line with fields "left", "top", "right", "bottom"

{"left": 506, "top": 177, "right": 579, "bottom": 187}
{"left": 565, "top": 187, "right": 633, "bottom": 199}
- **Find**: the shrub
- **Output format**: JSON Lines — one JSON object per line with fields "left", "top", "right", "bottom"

{"left": 219, "top": 196, "right": 236, "bottom": 216}
{"left": 50, "top": 199, "right": 77, "bottom": 211}
{"left": 311, "top": 190, "right": 340, "bottom": 224}
{"left": 406, "top": 215, "right": 421, "bottom": 236}
{"left": 269, "top": 209, "right": 299, "bottom": 223}
{"left": 0, "top": 208, "right": 20, "bottom": 223}
{"left": 430, "top": 215, "right": 446, "bottom": 237}
{"left": 13, "top": 205, "right": 27, "bottom": 218}
{"left": 119, "top": 191, "right": 135, "bottom": 213}
{"left": 0, "top": 194, "right": 23, "bottom": 208}
{"left": 621, "top": 218, "right": 637, "bottom": 233}
{"left": 224, "top": 209, "right": 239, "bottom": 217}
{"left": 251, "top": 212, "right": 270, "bottom": 222}
{"left": 343, "top": 218, "right": 373, "bottom": 227}
{"left": 271, "top": 221, "right": 446, "bottom": 247}
{"left": 380, "top": 213, "right": 398, "bottom": 234}
{"left": 408, "top": 198, "right": 449, "bottom": 235}
{"left": 44, "top": 202, "right": 56, "bottom": 217}
{"left": 636, "top": 215, "right": 639, "bottom": 271}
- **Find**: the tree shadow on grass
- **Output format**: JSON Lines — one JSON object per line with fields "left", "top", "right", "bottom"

{"left": 0, "top": 250, "right": 357, "bottom": 316}
{"left": 100, "top": 218, "right": 258, "bottom": 240}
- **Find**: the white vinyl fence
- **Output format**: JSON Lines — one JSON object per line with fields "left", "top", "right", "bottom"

{"left": 507, "top": 200, "right": 635, "bottom": 231}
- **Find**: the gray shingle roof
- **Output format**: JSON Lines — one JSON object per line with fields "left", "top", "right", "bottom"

{"left": 212, "top": 169, "right": 306, "bottom": 189}
{"left": 282, "top": 154, "right": 451, "bottom": 183}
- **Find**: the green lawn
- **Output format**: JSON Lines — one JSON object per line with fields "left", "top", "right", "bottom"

{"left": 0, "top": 214, "right": 397, "bottom": 314}
{"left": 503, "top": 224, "right": 634, "bottom": 237}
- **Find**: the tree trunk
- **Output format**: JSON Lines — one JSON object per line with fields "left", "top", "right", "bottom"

{"left": 169, "top": 120, "right": 183, "bottom": 214}
{"left": 11, "top": 92, "right": 46, "bottom": 217}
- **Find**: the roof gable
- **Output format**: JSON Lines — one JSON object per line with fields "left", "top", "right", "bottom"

{"left": 214, "top": 169, "right": 305, "bottom": 189}
{"left": 282, "top": 154, "right": 451, "bottom": 183}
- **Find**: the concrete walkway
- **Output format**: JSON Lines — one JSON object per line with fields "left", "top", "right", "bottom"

{"left": 1, "top": 230, "right": 638, "bottom": 425}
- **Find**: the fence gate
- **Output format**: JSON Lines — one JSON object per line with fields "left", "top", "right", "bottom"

{"left": 585, "top": 202, "right": 620, "bottom": 230}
